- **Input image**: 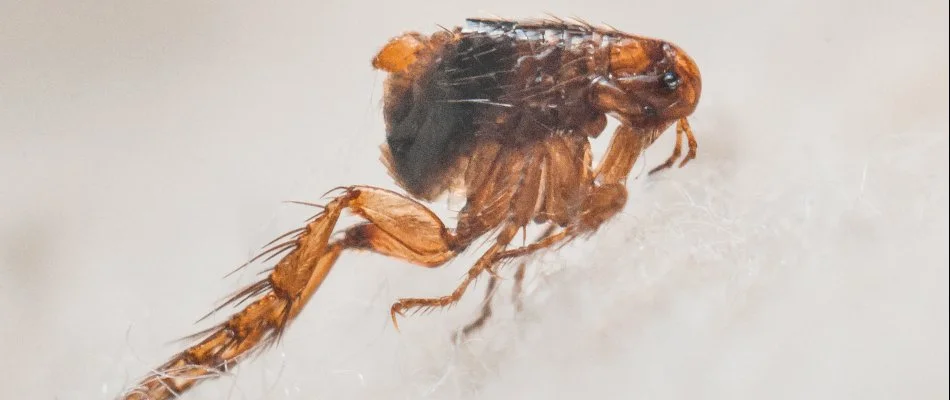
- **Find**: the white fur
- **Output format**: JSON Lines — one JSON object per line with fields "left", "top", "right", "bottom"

{"left": 0, "top": 1, "right": 945, "bottom": 399}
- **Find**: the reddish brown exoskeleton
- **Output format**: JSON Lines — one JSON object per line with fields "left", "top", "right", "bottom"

{"left": 120, "top": 17, "right": 702, "bottom": 399}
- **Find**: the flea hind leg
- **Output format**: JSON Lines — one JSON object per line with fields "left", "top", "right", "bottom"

{"left": 121, "top": 185, "right": 463, "bottom": 400}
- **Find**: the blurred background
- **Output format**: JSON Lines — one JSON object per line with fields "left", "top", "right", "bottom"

{"left": 1, "top": 1, "right": 947, "bottom": 399}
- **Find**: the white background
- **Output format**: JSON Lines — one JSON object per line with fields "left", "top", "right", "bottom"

{"left": 1, "top": 1, "right": 947, "bottom": 399}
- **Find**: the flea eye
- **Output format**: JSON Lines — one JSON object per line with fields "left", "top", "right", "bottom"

{"left": 661, "top": 71, "right": 680, "bottom": 90}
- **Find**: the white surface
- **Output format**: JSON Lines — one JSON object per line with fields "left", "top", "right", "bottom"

{"left": 0, "top": 1, "right": 947, "bottom": 399}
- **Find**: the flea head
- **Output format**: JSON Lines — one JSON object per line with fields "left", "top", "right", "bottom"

{"left": 595, "top": 37, "right": 702, "bottom": 129}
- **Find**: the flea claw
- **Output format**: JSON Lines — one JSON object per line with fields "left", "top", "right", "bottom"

{"left": 390, "top": 303, "right": 406, "bottom": 331}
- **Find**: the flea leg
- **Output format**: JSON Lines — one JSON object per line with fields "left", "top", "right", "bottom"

{"left": 595, "top": 124, "right": 651, "bottom": 185}
{"left": 389, "top": 232, "right": 511, "bottom": 328}
{"left": 494, "top": 184, "right": 629, "bottom": 264}
{"left": 456, "top": 275, "right": 499, "bottom": 339}
{"left": 438, "top": 182, "right": 628, "bottom": 338}
{"left": 122, "top": 186, "right": 464, "bottom": 400}
{"left": 451, "top": 126, "right": 639, "bottom": 338}
{"left": 649, "top": 118, "right": 697, "bottom": 174}
{"left": 508, "top": 224, "right": 556, "bottom": 313}
{"left": 512, "top": 261, "right": 527, "bottom": 312}
{"left": 678, "top": 118, "right": 698, "bottom": 168}
{"left": 457, "top": 224, "right": 556, "bottom": 338}
{"left": 648, "top": 122, "right": 683, "bottom": 175}
{"left": 484, "top": 122, "right": 641, "bottom": 266}
{"left": 390, "top": 146, "right": 547, "bottom": 328}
